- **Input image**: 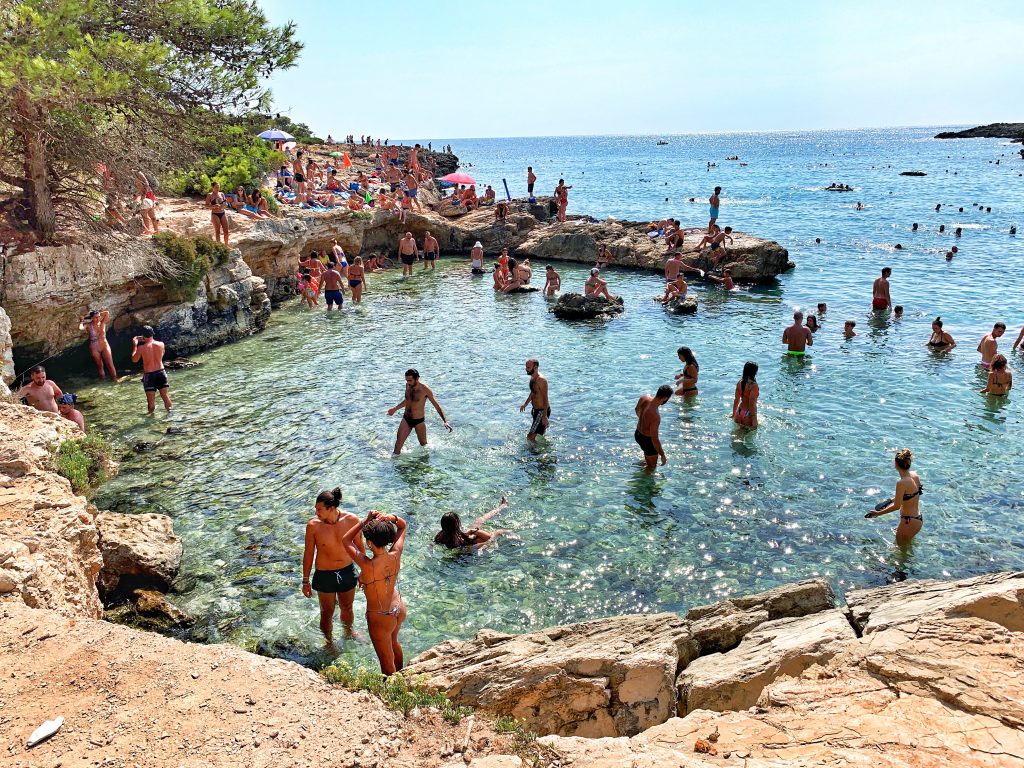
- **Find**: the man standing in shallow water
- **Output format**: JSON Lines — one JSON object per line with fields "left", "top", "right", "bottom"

{"left": 978, "top": 323, "right": 1005, "bottom": 368}
{"left": 397, "top": 232, "right": 418, "bottom": 277}
{"left": 782, "top": 310, "right": 813, "bottom": 356}
{"left": 131, "top": 325, "right": 171, "bottom": 413}
{"left": 387, "top": 368, "right": 452, "bottom": 454}
{"left": 520, "top": 358, "right": 550, "bottom": 441}
{"left": 872, "top": 267, "right": 892, "bottom": 311}
{"left": 302, "top": 487, "right": 363, "bottom": 645}
{"left": 634, "top": 385, "right": 672, "bottom": 471}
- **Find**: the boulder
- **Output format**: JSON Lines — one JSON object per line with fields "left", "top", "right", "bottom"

{"left": 899, "top": 170, "right": 927, "bottom": 176}
{"left": 406, "top": 614, "right": 698, "bottom": 738}
{"left": 104, "top": 588, "right": 194, "bottom": 631}
{"left": 95, "top": 512, "right": 182, "bottom": 596}
{"left": 551, "top": 293, "right": 624, "bottom": 320}
{"left": 664, "top": 295, "right": 697, "bottom": 315}
{"left": 676, "top": 609, "right": 856, "bottom": 715}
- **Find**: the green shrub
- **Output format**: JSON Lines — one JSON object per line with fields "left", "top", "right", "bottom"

{"left": 53, "top": 434, "right": 114, "bottom": 496}
{"left": 261, "top": 189, "right": 279, "bottom": 215}
{"left": 322, "top": 661, "right": 472, "bottom": 724}
{"left": 193, "top": 234, "right": 230, "bottom": 268}
{"left": 163, "top": 137, "right": 285, "bottom": 197}
{"left": 153, "top": 231, "right": 229, "bottom": 301}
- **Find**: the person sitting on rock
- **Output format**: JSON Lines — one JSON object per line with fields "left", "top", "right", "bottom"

{"left": 585, "top": 268, "right": 613, "bottom": 299}
{"left": 502, "top": 259, "right": 525, "bottom": 293}
{"left": 493, "top": 261, "right": 510, "bottom": 291}
{"left": 461, "top": 185, "right": 478, "bottom": 211}
{"left": 702, "top": 226, "right": 733, "bottom": 264}
{"left": 664, "top": 220, "right": 684, "bottom": 251}
{"left": 483, "top": 185, "right": 496, "bottom": 202}
{"left": 657, "top": 275, "right": 688, "bottom": 303}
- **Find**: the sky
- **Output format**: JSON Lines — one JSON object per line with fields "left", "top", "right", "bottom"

{"left": 259, "top": 0, "right": 1024, "bottom": 140}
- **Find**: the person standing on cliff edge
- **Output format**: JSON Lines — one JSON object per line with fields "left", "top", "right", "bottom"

{"left": 555, "top": 178, "right": 572, "bottom": 222}
{"left": 708, "top": 186, "right": 721, "bottom": 232}
{"left": 131, "top": 325, "right": 172, "bottom": 413}
{"left": 527, "top": 166, "right": 537, "bottom": 198}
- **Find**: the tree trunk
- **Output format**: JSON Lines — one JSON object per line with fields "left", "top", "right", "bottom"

{"left": 15, "top": 87, "right": 57, "bottom": 242}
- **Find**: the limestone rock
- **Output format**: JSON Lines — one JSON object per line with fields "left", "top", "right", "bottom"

{"left": 664, "top": 295, "right": 697, "bottom": 315}
{"left": 406, "top": 613, "right": 697, "bottom": 738}
{"left": 95, "top": 512, "right": 183, "bottom": 596}
{"left": 0, "top": 307, "right": 14, "bottom": 387}
{"left": 676, "top": 609, "right": 856, "bottom": 715}
{"left": 899, "top": 170, "right": 927, "bottom": 176}
{"left": 105, "top": 588, "right": 194, "bottom": 631}
{"left": 551, "top": 293, "right": 624, "bottom": 320}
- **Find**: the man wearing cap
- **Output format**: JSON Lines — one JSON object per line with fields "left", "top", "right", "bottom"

{"left": 131, "top": 325, "right": 172, "bottom": 413}
{"left": 470, "top": 241, "right": 484, "bottom": 273}
{"left": 397, "top": 232, "right": 418, "bottom": 277}
{"left": 57, "top": 393, "right": 85, "bottom": 431}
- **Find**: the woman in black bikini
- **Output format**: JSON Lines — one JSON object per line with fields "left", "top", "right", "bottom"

{"left": 341, "top": 511, "right": 407, "bottom": 675}
{"left": 674, "top": 346, "right": 699, "bottom": 397}
{"left": 865, "top": 448, "right": 923, "bottom": 548}
{"left": 926, "top": 317, "right": 956, "bottom": 349}
{"left": 348, "top": 256, "right": 366, "bottom": 303}
{"left": 205, "top": 182, "right": 229, "bottom": 245}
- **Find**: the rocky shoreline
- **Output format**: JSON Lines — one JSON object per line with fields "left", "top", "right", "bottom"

{"left": 1, "top": 402, "right": 1021, "bottom": 766}
{"left": 935, "top": 122, "right": 1024, "bottom": 140}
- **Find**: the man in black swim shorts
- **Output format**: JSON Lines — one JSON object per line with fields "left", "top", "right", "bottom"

{"left": 387, "top": 368, "right": 452, "bottom": 454}
{"left": 519, "top": 358, "right": 551, "bottom": 441}
{"left": 397, "top": 231, "right": 418, "bottom": 277}
{"left": 302, "top": 487, "right": 363, "bottom": 643}
{"left": 634, "top": 384, "right": 671, "bottom": 471}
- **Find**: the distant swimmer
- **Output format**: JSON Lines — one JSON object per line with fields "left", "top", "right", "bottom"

{"left": 707, "top": 268, "right": 734, "bottom": 289}
{"left": 434, "top": 497, "right": 509, "bottom": 549}
{"left": 674, "top": 346, "right": 699, "bottom": 397}
{"left": 856, "top": 201, "right": 863, "bottom": 210}
{"left": 783, "top": 311, "right": 813, "bottom": 356}
{"left": 470, "top": 241, "right": 485, "bottom": 273}
{"left": 977, "top": 323, "right": 1005, "bottom": 368}
{"left": 805, "top": 315, "right": 819, "bottom": 333}
{"left": 519, "top": 358, "right": 550, "bottom": 441}
{"left": 708, "top": 186, "right": 722, "bottom": 232}
{"left": 732, "top": 361, "right": 759, "bottom": 429}
{"left": 634, "top": 384, "right": 672, "bottom": 470}
{"left": 981, "top": 355, "right": 1012, "bottom": 396}
{"left": 864, "top": 448, "right": 923, "bottom": 548}
{"left": 585, "top": 268, "right": 613, "bottom": 299}
{"left": 302, "top": 487, "right": 363, "bottom": 644}
{"left": 543, "top": 265, "right": 561, "bottom": 296}
{"left": 893, "top": 305, "right": 904, "bottom": 320}
{"left": 817, "top": 302, "right": 828, "bottom": 316}
{"left": 926, "top": 317, "right": 956, "bottom": 349}
{"left": 397, "top": 231, "right": 418, "bottom": 277}
{"left": 387, "top": 368, "right": 452, "bottom": 455}
{"left": 131, "top": 325, "right": 171, "bottom": 413}
{"left": 871, "top": 267, "right": 892, "bottom": 311}
{"left": 843, "top": 320, "right": 857, "bottom": 338}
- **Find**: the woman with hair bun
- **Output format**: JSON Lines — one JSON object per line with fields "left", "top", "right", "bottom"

{"left": 301, "top": 487, "right": 362, "bottom": 645}
{"left": 926, "top": 317, "right": 956, "bottom": 349}
{"left": 865, "top": 449, "right": 923, "bottom": 547}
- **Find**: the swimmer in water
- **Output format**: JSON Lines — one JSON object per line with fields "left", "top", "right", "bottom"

{"left": 387, "top": 369, "right": 452, "bottom": 454}
{"left": 434, "top": 497, "right": 509, "bottom": 549}
{"left": 707, "top": 268, "right": 734, "bottom": 289}
{"left": 341, "top": 510, "right": 408, "bottom": 675}
{"left": 893, "top": 305, "right": 904, "bottom": 319}
{"left": 977, "top": 323, "right": 1005, "bottom": 369}
{"left": 864, "top": 448, "right": 923, "bottom": 548}
{"left": 783, "top": 311, "right": 813, "bottom": 355}
{"left": 469, "top": 241, "right": 484, "bottom": 273}
{"left": 805, "top": 314, "right": 819, "bottom": 333}
{"left": 843, "top": 320, "right": 857, "bottom": 338}
{"left": 732, "top": 361, "right": 759, "bottom": 429}
{"left": 981, "top": 355, "right": 1012, "bottom": 396}
{"left": 674, "top": 346, "right": 699, "bottom": 397}
{"left": 634, "top": 384, "right": 672, "bottom": 470}
{"left": 817, "top": 302, "right": 827, "bottom": 316}
{"left": 926, "top": 317, "right": 956, "bottom": 349}
{"left": 302, "top": 487, "right": 363, "bottom": 644}
{"left": 57, "top": 393, "right": 85, "bottom": 431}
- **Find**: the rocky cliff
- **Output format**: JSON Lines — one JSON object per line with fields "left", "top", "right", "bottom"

{"left": 935, "top": 122, "right": 1024, "bottom": 140}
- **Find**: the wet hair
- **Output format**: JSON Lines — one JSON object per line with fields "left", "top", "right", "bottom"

{"left": 714, "top": 186, "right": 722, "bottom": 193}
{"left": 436, "top": 512, "right": 469, "bottom": 549}
{"left": 405, "top": 368, "right": 420, "bottom": 380}
{"left": 895, "top": 448, "right": 913, "bottom": 470}
{"left": 933, "top": 316, "right": 943, "bottom": 328}
{"left": 991, "top": 354, "right": 1008, "bottom": 371}
{"left": 894, "top": 306, "right": 903, "bottom": 314}
{"left": 741, "top": 361, "right": 759, "bottom": 385}
{"left": 29, "top": 364, "right": 46, "bottom": 375}
{"left": 817, "top": 303, "right": 827, "bottom": 310}
{"left": 527, "top": 358, "right": 539, "bottom": 369}
{"left": 807, "top": 315, "right": 818, "bottom": 326}
{"left": 677, "top": 346, "right": 698, "bottom": 371}
{"left": 362, "top": 517, "right": 397, "bottom": 548}
{"left": 141, "top": 325, "right": 155, "bottom": 338}
{"left": 545, "top": 265, "right": 553, "bottom": 270}
{"left": 316, "top": 487, "right": 342, "bottom": 508}
{"left": 881, "top": 267, "right": 892, "bottom": 276}
{"left": 994, "top": 322, "right": 1006, "bottom": 330}
{"left": 794, "top": 310, "right": 803, "bottom": 320}
{"left": 656, "top": 384, "right": 673, "bottom": 401}
{"left": 845, "top": 320, "right": 856, "bottom": 328}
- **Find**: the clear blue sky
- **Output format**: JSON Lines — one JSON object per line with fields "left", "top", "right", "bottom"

{"left": 259, "top": 0, "right": 1024, "bottom": 139}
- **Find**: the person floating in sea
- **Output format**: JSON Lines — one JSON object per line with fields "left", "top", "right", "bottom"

{"left": 434, "top": 498, "right": 509, "bottom": 550}
{"left": 79, "top": 309, "right": 117, "bottom": 380}
{"left": 926, "top": 317, "right": 956, "bottom": 349}
{"left": 674, "top": 346, "right": 699, "bottom": 398}
{"left": 205, "top": 181, "right": 229, "bottom": 246}
{"left": 817, "top": 302, "right": 827, "bottom": 316}
{"left": 520, "top": 358, "right": 550, "bottom": 441}
{"left": 131, "top": 325, "right": 171, "bottom": 413}
{"left": 585, "top": 268, "right": 613, "bottom": 299}
{"left": 322, "top": 261, "right": 344, "bottom": 312}
{"left": 805, "top": 314, "right": 819, "bottom": 333}
{"left": 707, "top": 268, "right": 735, "bottom": 289}
{"left": 16, "top": 365, "right": 62, "bottom": 413}
{"left": 543, "top": 265, "right": 561, "bottom": 296}
{"left": 387, "top": 368, "right": 451, "bottom": 455}
{"left": 57, "top": 393, "right": 85, "bottom": 431}
{"left": 341, "top": 511, "right": 408, "bottom": 675}
{"left": 732, "top": 361, "right": 759, "bottom": 429}
{"left": 527, "top": 166, "right": 536, "bottom": 197}
{"left": 843, "top": 320, "right": 857, "bottom": 338}
{"left": 708, "top": 186, "right": 722, "bottom": 232}
{"left": 865, "top": 448, "right": 923, "bottom": 548}
{"left": 422, "top": 230, "right": 439, "bottom": 271}
{"left": 893, "top": 305, "right": 904, "bottom": 320}
{"left": 348, "top": 256, "right": 366, "bottom": 303}
{"left": 981, "top": 355, "right": 1012, "bottom": 396}
{"left": 977, "top": 323, "right": 1005, "bottom": 369}
{"left": 554, "top": 178, "right": 572, "bottom": 223}
{"left": 871, "top": 267, "right": 892, "bottom": 311}
{"left": 397, "top": 232, "right": 418, "bottom": 277}
{"left": 634, "top": 385, "right": 671, "bottom": 471}
{"left": 302, "top": 487, "right": 363, "bottom": 645}
{"left": 783, "top": 311, "right": 813, "bottom": 356}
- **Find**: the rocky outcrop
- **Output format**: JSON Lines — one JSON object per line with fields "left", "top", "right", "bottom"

{"left": 0, "top": 307, "right": 13, "bottom": 399}
{"left": 899, "top": 170, "right": 927, "bottom": 176}
{"left": 551, "top": 293, "right": 624, "bottom": 320}
{"left": 0, "top": 403, "right": 103, "bottom": 617}
{"left": 664, "top": 295, "right": 697, "bottom": 315}
{"left": 95, "top": 512, "right": 183, "bottom": 597}
{"left": 104, "top": 587, "right": 194, "bottom": 630}
{"left": 935, "top": 122, "right": 1024, "bottom": 140}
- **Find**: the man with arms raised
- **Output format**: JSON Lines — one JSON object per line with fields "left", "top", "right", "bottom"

{"left": 634, "top": 384, "right": 672, "bottom": 471}
{"left": 782, "top": 310, "right": 813, "bottom": 356}
{"left": 387, "top": 368, "right": 452, "bottom": 455}
{"left": 519, "top": 358, "right": 550, "bottom": 441}
{"left": 397, "top": 232, "right": 418, "bottom": 277}
{"left": 302, "top": 487, "right": 363, "bottom": 645}
{"left": 131, "top": 325, "right": 172, "bottom": 413}
{"left": 16, "top": 365, "right": 62, "bottom": 413}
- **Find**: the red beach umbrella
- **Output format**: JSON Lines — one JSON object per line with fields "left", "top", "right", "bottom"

{"left": 440, "top": 172, "right": 476, "bottom": 185}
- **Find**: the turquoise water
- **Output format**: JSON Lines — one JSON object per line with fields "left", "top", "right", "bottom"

{"left": 65, "top": 127, "right": 1023, "bottom": 667}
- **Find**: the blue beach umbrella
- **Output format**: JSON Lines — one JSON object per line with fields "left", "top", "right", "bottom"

{"left": 258, "top": 129, "right": 295, "bottom": 141}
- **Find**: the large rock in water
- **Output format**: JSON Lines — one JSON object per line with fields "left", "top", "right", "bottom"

{"left": 551, "top": 292, "right": 624, "bottom": 320}
{"left": 95, "top": 512, "right": 182, "bottom": 597}
{"left": 664, "top": 295, "right": 697, "bottom": 315}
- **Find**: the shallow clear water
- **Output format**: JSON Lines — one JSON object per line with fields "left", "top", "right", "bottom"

{"left": 64, "top": 127, "right": 1024, "bottom": 667}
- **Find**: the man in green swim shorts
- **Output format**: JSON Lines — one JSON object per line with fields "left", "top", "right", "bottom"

{"left": 782, "top": 310, "right": 813, "bottom": 356}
